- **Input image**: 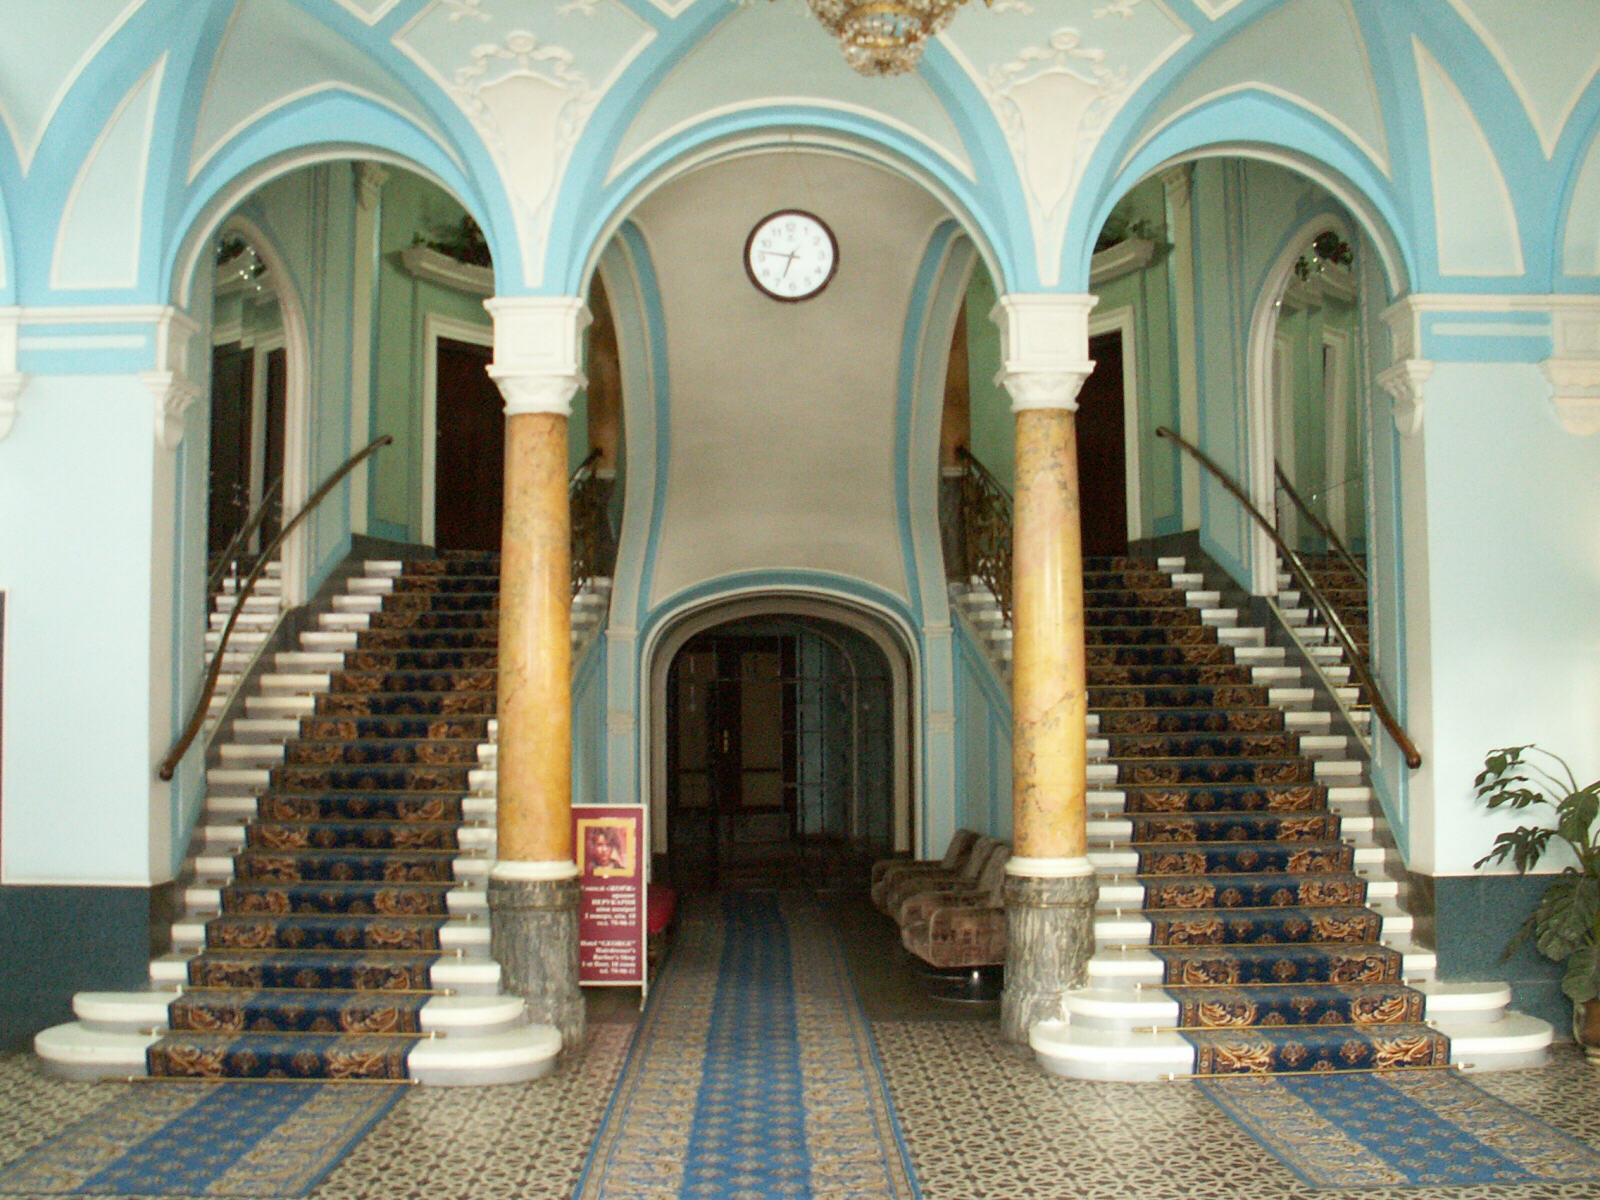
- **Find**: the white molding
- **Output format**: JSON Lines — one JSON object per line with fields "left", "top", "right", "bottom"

{"left": 1089, "top": 238, "right": 1157, "bottom": 288}
{"left": 484, "top": 296, "right": 590, "bottom": 417}
{"left": 1089, "top": 305, "right": 1143, "bottom": 543}
{"left": 421, "top": 314, "right": 494, "bottom": 547}
{"left": 994, "top": 293, "right": 1098, "bottom": 412}
{"left": 0, "top": 307, "right": 23, "bottom": 442}
{"left": 400, "top": 245, "right": 495, "bottom": 297}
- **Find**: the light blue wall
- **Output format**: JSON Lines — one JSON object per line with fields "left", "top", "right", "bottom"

{"left": 953, "top": 622, "right": 1012, "bottom": 842}
{"left": 572, "top": 634, "right": 607, "bottom": 808}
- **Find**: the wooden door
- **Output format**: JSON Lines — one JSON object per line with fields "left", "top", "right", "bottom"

{"left": 434, "top": 338, "right": 503, "bottom": 552}
{"left": 1077, "top": 331, "right": 1129, "bottom": 558}
{"left": 666, "top": 636, "right": 797, "bottom": 884}
{"left": 208, "top": 344, "right": 254, "bottom": 555}
{"left": 260, "top": 347, "right": 286, "bottom": 545}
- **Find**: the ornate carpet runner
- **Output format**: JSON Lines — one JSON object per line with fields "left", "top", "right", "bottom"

{"left": 147, "top": 553, "right": 499, "bottom": 1080}
{"left": 1200, "top": 1071, "right": 1600, "bottom": 1188}
{"left": 577, "top": 892, "right": 918, "bottom": 1199}
{"left": 1087, "top": 557, "right": 1444, "bottom": 1074}
{"left": 0, "top": 1082, "right": 403, "bottom": 1196}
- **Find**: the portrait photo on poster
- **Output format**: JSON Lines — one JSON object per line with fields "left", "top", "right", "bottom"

{"left": 579, "top": 817, "right": 635, "bottom": 877}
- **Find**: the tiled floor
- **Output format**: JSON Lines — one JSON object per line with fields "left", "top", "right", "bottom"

{"left": 3, "top": 892, "right": 1599, "bottom": 1200}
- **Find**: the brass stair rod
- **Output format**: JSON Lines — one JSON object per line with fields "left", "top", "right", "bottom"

{"left": 1154, "top": 426, "right": 1420, "bottom": 770}
{"left": 158, "top": 434, "right": 394, "bottom": 781}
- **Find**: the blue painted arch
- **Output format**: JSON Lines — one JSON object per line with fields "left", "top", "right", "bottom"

{"left": 1071, "top": 89, "right": 1417, "bottom": 297}
{"left": 551, "top": 106, "right": 1027, "bottom": 301}
{"left": 164, "top": 90, "right": 512, "bottom": 308}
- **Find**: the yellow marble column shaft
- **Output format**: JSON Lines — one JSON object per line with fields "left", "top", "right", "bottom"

{"left": 1010, "top": 407, "right": 1088, "bottom": 860}
{"left": 497, "top": 411, "right": 572, "bottom": 864}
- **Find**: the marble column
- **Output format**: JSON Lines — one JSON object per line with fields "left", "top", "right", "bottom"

{"left": 483, "top": 296, "right": 590, "bottom": 1053}
{"left": 993, "top": 295, "right": 1100, "bottom": 1044}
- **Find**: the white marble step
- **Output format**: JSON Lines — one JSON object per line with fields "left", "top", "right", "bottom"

{"left": 1083, "top": 710, "right": 1332, "bottom": 736}
{"left": 346, "top": 577, "right": 396, "bottom": 595}
{"left": 244, "top": 695, "right": 316, "bottom": 716}
{"left": 1085, "top": 939, "right": 1438, "bottom": 987}
{"left": 1217, "top": 626, "right": 1265, "bottom": 647}
{"left": 167, "top": 914, "right": 491, "bottom": 952}
{"left": 35, "top": 1011, "right": 561, "bottom": 1086}
{"left": 364, "top": 560, "right": 405, "bottom": 576}
{"left": 215, "top": 594, "right": 282, "bottom": 613}
{"left": 318, "top": 612, "right": 371, "bottom": 630}
{"left": 1075, "top": 758, "right": 1360, "bottom": 787}
{"left": 257, "top": 672, "right": 331, "bottom": 693}
{"left": 147, "top": 947, "right": 502, "bottom": 993}
{"left": 189, "top": 852, "right": 491, "bottom": 883}
{"left": 1059, "top": 979, "right": 1513, "bottom": 1033}
{"left": 301, "top": 630, "right": 360, "bottom": 651}
{"left": 201, "top": 793, "right": 495, "bottom": 822}
{"left": 332, "top": 595, "right": 384, "bottom": 613}
{"left": 1084, "top": 809, "right": 1378, "bottom": 840}
{"left": 275, "top": 650, "right": 346, "bottom": 670}
{"left": 205, "top": 629, "right": 268, "bottom": 651}
{"left": 194, "top": 820, "right": 494, "bottom": 853}
{"left": 209, "top": 610, "right": 277, "bottom": 630}
{"left": 1084, "top": 736, "right": 1346, "bottom": 759}
{"left": 1028, "top": 1010, "right": 1551, "bottom": 1082}
{"left": 71, "top": 989, "right": 525, "bottom": 1037}
{"left": 1094, "top": 873, "right": 1400, "bottom": 908}
{"left": 1090, "top": 843, "right": 1390, "bottom": 874}
{"left": 1091, "top": 898, "right": 1413, "bottom": 947}
{"left": 229, "top": 717, "right": 301, "bottom": 740}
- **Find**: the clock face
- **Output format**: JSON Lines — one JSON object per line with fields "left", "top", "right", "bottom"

{"left": 744, "top": 210, "right": 838, "bottom": 302}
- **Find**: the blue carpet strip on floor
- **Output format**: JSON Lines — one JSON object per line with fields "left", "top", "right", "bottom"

{"left": 0, "top": 1082, "right": 403, "bottom": 1196}
{"left": 577, "top": 892, "right": 918, "bottom": 1199}
{"left": 1200, "top": 1071, "right": 1600, "bottom": 1189}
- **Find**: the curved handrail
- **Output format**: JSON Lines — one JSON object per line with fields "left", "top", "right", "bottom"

{"left": 206, "top": 475, "right": 284, "bottom": 595}
{"left": 1273, "top": 464, "right": 1368, "bottom": 587}
{"left": 1156, "top": 426, "right": 1420, "bottom": 769}
{"left": 158, "top": 434, "right": 394, "bottom": 781}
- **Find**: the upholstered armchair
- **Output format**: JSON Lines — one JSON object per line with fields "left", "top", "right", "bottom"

{"left": 879, "top": 835, "right": 1002, "bottom": 919}
{"left": 869, "top": 829, "right": 978, "bottom": 912}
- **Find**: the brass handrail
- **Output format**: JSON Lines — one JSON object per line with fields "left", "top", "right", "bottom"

{"left": 206, "top": 475, "right": 284, "bottom": 595}
{"left": 158, "top": 434, "right": 394, "bottom": 781}
{"left": 952, "top": 445, "right": 1014, "bottom": 623}
{"left": 569, "top": 446, "right": 613, "bottom": 597}
{"left": 1155, "top": 426, "right": 1420, "bottom": 769}
{"left": 1273, "top": 463, "right": 1368, "bottom": 587}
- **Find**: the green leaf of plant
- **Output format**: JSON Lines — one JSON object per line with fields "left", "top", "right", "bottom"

{"left": 1558, "top": 789, "right": 1599, "bottom": 849}
{"left": 1534, "top": 875, "right": 1599, "bottom": 962}
{"left": 1562, "top": 942, "right": 1600, "bottom": 1005}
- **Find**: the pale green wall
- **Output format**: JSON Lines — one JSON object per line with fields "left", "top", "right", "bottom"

{"left": 964, "top": 262, "right": 1011, "bottom": 490}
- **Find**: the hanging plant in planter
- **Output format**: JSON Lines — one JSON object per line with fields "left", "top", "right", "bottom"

{"left": 1474, "top": 744, "right": 1600, "bottom": 1057}
{"left": 413, "top": 214, "right": 492, "bottom": 268}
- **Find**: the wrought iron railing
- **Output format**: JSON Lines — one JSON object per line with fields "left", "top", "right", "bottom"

{"left": 569, "top": 447, "right": 614, "bottom": 596}
{"left": 1156, "top": 426, "right": 1420, "bottom": 769}
{"left": 951, "top": 446, "right": 1014, "bottom": 623}
{"left": 158, "top": 435, "right": 394, "bottom": 781}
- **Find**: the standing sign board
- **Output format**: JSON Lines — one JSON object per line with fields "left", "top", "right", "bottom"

{"left": 573, "top": 804, "right": 646, "bottom": 990}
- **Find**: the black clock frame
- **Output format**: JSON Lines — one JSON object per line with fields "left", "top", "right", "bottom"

{"left": 743, "top": 208, "right": 839, "bottom": 303}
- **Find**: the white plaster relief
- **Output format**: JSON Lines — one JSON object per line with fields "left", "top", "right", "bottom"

{"left": 1379, "top": 295, "right": 1431, "bottom": 436}
{"left": 396, "top": 3, "right": 655, "bottom": 286}
{"left": 986, "top": 31, "right": 1128, "bottom": 287}
{"left": 1191, "top": 0, "right": 1244, "bottom": 15}
{"left": 644, "top": 0, "right": 699, "bottom": 14}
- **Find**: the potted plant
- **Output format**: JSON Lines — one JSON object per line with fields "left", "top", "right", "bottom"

{"left": 1474, "top": 744, "right": 1600, "bottom": 1059}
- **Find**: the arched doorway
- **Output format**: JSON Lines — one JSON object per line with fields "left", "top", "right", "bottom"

{"left": 665, "top": 614, "right": 895, "bottom": 890}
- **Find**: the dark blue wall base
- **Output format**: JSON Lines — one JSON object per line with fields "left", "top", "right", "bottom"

{"left": 0, "top": 886, "right": 155, "bottom": 1051}
{"left": 1432, "top": 874, "right": 1571, "bottom": 1039}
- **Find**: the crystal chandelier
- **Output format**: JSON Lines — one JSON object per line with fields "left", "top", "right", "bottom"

{"left": 795, "top": 0, "right": 992, "bottom": 76}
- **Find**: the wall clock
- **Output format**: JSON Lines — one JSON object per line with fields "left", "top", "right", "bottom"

{"left": 743, "top": 209, "right": 838, "bottom": 302}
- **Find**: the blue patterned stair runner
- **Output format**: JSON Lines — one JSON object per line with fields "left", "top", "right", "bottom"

{"left": 147, "top": 553, "right": 500, "bottom": 1081}
{"left": 1085, "top": 556, "right": 1443, "bottom": 1075}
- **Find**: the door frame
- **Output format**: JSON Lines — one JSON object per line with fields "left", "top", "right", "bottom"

{"left": 646, "top": 593, "right": 916, "bottom": 858}
{"left": 1089, "top": 306, "right": 1142, "bottom": 543}
{"left": 420, "top": 314, "right": 495, "bottom": 546}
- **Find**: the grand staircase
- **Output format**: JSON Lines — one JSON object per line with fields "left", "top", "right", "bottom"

{"left": 953, "top": 552, "right": 1552, "bottom": 1080}
{"left": 36, "top": 552, "right": 564, "bottom": 1085}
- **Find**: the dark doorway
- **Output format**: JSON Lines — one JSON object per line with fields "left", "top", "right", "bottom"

{"left": 1077, "top": 330, "right": 1129, "bottom": 557}
{"left": 260, "top": 347, "right": 286, "bottom": 545}
{"left": 207, "top": 343, "right": 253, "bottom": 556}
{"left": 664, "top": 619, "right": 894, "bottom": 891}
{"left": 433, "top": 338, "right": 503, "bottom": 552}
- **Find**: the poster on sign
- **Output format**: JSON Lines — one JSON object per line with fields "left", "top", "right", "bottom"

{"left": 573, "top": 804, "right": 646, "bottom": 989}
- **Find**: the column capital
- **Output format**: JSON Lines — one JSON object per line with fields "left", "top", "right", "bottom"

{"left": 992, "top": 293, "right": 1097, "bottom": 412}
{"left": 141, "top": 307, "right": 202, "bottom": 449}
{"left": 1379, "top": 294, "right": 1432, "bottom": 436}
{"left": 484, "top": 295, "right": 591, "bottom": 417}
{"left": 355, "top": 162, "right": 390, "bottom": 211}
{"left": 1544, "top": 299, "right": 1600, "bottom": 435}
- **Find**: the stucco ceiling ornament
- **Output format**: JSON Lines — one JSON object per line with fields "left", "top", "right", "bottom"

{"left": 783, "top": 0, "right": 996, "bottom": 75}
